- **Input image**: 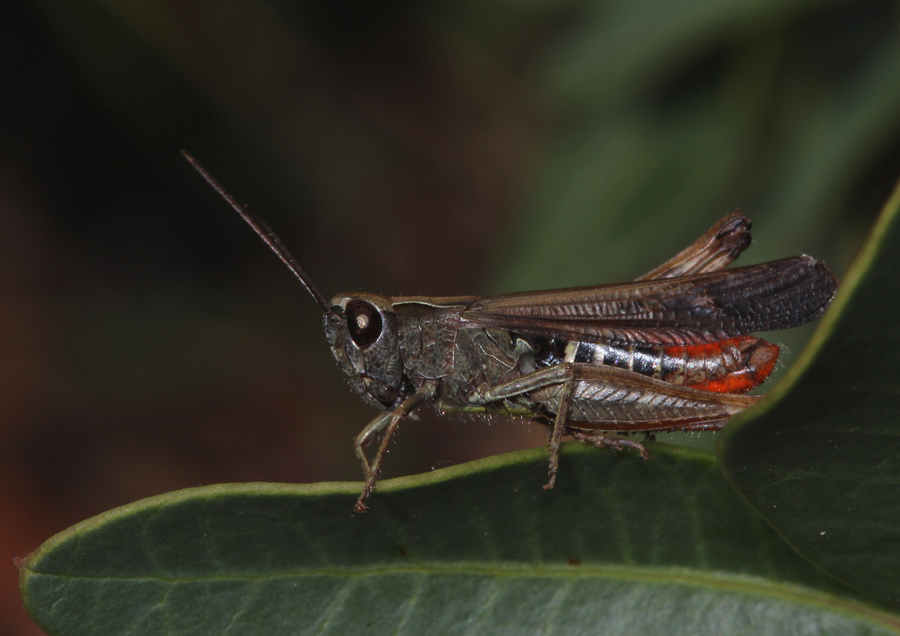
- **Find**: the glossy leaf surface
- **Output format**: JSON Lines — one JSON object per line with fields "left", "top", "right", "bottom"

{"left": 20, "top": 445, "right": 900, "bottom": 636}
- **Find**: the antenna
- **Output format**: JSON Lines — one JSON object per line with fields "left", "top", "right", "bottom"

{"left": 182, "top": 151, "right": 339, "bottom": 320}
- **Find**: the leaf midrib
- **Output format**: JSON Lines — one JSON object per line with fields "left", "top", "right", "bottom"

{"left": 23, "top": 561, "right": 900, "bottom": 623}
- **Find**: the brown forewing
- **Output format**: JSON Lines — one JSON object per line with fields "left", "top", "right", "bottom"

{"left": 461, "top": 256, "right": 837, "bottom": 346}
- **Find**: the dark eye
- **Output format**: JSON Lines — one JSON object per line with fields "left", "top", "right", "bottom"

{"left": 345, "top": 299, "right": 383, "bottom": 348}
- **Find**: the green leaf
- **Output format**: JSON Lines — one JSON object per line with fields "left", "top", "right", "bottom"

{"left": 19, "top": 445, "right": 900, "bottom": 636}
{"left": 719, "top": 178, "right": 900, "bottom": 604}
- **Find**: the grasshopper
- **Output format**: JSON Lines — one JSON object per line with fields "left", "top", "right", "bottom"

{"left": 184, "top": 153, "right": 837, "bottom": 512}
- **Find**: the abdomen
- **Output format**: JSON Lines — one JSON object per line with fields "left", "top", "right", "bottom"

{"left": 536, "top": 336, "right": 778, "bottom": 393}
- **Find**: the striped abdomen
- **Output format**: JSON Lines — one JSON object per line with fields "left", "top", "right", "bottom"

{"left": 546, "top": 336, "right": 779, "bottom": 394}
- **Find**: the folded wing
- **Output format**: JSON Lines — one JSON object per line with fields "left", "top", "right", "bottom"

{"left": 461, "top": 256, "right": 837, "bottom": 346}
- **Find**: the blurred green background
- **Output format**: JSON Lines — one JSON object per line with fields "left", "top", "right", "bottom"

{"left": 3, "top": 1, "right": 900, "bottom": 634}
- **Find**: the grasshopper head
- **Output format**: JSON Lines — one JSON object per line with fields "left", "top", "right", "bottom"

{"left": 324, "top": 293, "right": 404, "bottom": 411}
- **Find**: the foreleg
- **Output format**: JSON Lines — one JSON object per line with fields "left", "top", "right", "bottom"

{"left": 354, "top": 382, "right": 436, "bottom": 512}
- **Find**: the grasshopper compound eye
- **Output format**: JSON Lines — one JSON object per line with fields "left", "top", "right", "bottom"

{"left": 346, "top": 299, "right": 383, "bottom": 348}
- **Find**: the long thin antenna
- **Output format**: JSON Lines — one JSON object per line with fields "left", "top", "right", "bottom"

{"left": 182, "top": 151, "right": 338, "bottom": 320}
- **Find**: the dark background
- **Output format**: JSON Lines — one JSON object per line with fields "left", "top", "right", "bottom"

{"left": 4, "top": 2, "right": 900, "bottom": 633}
